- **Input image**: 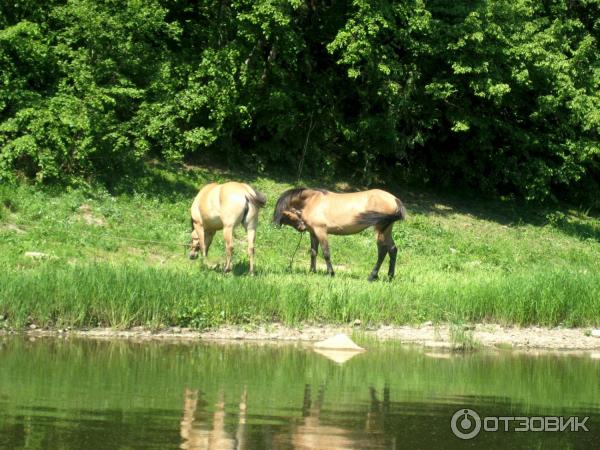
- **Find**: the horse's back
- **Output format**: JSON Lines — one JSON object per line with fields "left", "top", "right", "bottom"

{"left": 210, "top": 182, "right": 258, "bottom": 227}
{"left": 365, "top": 189, "right": 401, "bottom": 210}
{"left": 304, "top": 191, "right": 366, "bottom": 233}
{"left": 306, "top": 188, "right": 402, "bottom": 234}
{"left": 320, "top": 189, "right": 397, "bottom": 212}
{"left": 220, "top": 181, "right": 251, "bottom": 197}
{"left": 219, "top": 182, "right": 253, "bottom": 210}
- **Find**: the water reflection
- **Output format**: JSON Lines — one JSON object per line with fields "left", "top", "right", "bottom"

{"left": 0, "top": 337, "right": 598, "bottom": 450}
{"left": 180, "top": 388, "right": 247, "bottom": 450}
{"left": 180, "top": 383, "right": 396, "bottom": 450}
{"left": 288, "top": 384, "right": 394, "bottom": 450}
{"left": 279, "top": 384, "right": 356, "bottom": 449}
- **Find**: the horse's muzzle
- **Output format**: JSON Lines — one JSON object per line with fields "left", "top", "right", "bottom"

{"left": 189, "top": 252, "right": 199, "bottom": 260}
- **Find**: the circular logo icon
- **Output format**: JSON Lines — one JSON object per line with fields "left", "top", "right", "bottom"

{"left": 451, "top": 408, "right": 481, "bottom": 440}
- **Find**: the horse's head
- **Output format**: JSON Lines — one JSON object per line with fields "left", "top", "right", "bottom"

{"left": 280, "top": 208, "right": 306, "bottom": 231}
{"left": 189, "top": 228, "right": 200, "bottom": 259}
{"left": 273, "top": 187, "right": 326, "bottom": 231}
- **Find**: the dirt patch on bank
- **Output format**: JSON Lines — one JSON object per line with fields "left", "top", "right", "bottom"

{"left": 8, "top": 323, "right": 600, "bottom": 351}
{"left": 77, "top": 203, "right": 106, "bottom": 226}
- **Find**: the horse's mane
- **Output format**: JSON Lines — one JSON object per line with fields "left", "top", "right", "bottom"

{"left": 273, "top": 187, "right": 328, "bottom": 225}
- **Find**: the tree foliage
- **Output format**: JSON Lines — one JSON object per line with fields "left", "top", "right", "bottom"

{"left": 1, "top": 0, "right": 599, "bottom": 199}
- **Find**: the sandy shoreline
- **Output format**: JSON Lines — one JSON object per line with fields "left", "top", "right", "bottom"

{"left": 4, "top": 322, "right": 600, "bottom": 351}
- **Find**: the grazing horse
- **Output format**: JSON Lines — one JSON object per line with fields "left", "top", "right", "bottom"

{"left": 273, "top": 188, "right": 406, "bottom": 280}
{"left": 190, "top": 182, "right": 266, "bottom": 274}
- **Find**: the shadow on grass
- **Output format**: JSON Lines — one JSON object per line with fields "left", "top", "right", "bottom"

{"left": 103, "top": 158, "right": 600, "bottom": 244}
{"left": 106, "top": 161, "right": 199, "bottom": 201}
{"left": 197, "top": 260, "right": 258, "bottom": 277}
{"left": 193, "top": 258, "right": 368, "bottom": 280}
{"left": 396, "top": 186, "right": 600, "bottom": 243}
{"left": 552, "top": 220, "right": 600, "bottom": 243}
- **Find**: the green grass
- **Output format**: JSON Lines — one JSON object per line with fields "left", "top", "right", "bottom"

{"left": 449, "top": 322, "right": 481, "bottom": 351}
{"left": 1, "top": 162, "right": 600, "bottom": 329}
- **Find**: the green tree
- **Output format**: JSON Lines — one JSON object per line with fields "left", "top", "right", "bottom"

{"left": 0, "top": 0, "right": 598, "bottom": 201}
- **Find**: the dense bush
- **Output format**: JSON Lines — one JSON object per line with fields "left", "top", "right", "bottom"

{"left": 0, "top": 0, "right": 598, "bottom": 199}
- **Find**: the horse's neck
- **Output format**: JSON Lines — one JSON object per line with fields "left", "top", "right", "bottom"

{"left": 295, "top": 189, "right": 321, "bottom": 208}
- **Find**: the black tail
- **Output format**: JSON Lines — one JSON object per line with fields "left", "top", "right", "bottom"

{"left": 246, "top": 187, "right": 267, "bottom": 208}
{"left": 357, "top": 198, "right": 407, "bottom": 230}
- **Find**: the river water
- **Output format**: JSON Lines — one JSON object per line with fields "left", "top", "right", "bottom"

{"left": 0, "top": 336, "right": 598, "bottom": 449}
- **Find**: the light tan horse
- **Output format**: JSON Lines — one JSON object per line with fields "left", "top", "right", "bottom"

{"left": 273, "top": 188, "right": 406, "bottom": 280}
{"left": 190, "top": 182, "right": 266, "bottom": 274}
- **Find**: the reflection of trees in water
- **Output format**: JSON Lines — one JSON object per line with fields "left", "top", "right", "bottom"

{"left": 180, "top": 384, "right": 394, "bottom": 450}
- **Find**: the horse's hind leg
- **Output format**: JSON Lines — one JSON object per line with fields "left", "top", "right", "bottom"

{"left": 242, "top": 204, "right": 259, "bottom": 275}
{"left": 369, "top": 224, "right": 396, "bottom": 281}
{"left": 314, "top": 228, "right": 334, "bottom": 276}
{"left": 368, "top": 231, "right": 388, "bottom": 282}
{"left": 223, "top": 225, "right": 234, "bottom": 273}
{"left": 246, "top": 226, "right": 256, "bottom": 275}
{"left": 382, "top": 224, "right": 398, "bottom": 280}
{"left": 245, "top": 218, "right": 257, "bottom": 276}
{"left": 388, "top": 241, "right": 398, "bottom": 279}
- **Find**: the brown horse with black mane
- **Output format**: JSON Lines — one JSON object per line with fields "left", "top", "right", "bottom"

{"left": 273, "top": 188, "right": 406, "bottom": 281}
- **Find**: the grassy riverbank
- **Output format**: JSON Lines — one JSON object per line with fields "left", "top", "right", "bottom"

{"left": 1, "top": 163, "right": 600, "bottom": 329}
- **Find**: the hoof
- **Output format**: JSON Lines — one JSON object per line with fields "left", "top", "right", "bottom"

{"left": 368, "top": 274, "right": 378, "bottom": 282}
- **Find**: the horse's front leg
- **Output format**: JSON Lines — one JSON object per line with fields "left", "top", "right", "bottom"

{"left": 204, "top": 231, "right": 215, "bottom": 257}
{"left": 190, "top": 220, "right": 205, "bottom": 260}
{"left": 309, "top": 232, "right": 319, "bottom": 273}
{"left": 314, "top": 229, "right": 334, "bottom": 276}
